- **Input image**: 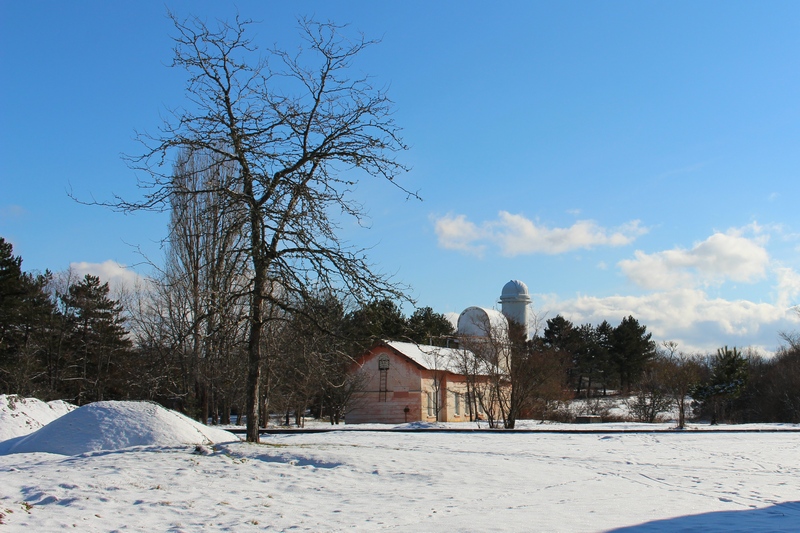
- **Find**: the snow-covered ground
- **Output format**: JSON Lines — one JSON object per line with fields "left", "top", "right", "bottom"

{"left": 1, "top": 399, "right": 798, "bottom": 532}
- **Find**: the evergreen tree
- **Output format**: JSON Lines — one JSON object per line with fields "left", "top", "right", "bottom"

{"left": 543, "top": 315, "right": 581, "bottom": 392}
{"left": 61, "top": 274, "right": 132, "bottom": 403}
{"left": 575, "top": 323, "right": 612, "bottom": 397}
{"left": 611, "top": 315, "right": 656, "bottom": 393}
{"left": 543, "top": 315, "right": 580, "bottom": 352}
{"left": 406, "top": 306, "right": 455, "bottom": 345}
{"left": 0, "top": 238, "right": 58, "bottom": 395}
{"left": 344, "top": 299, "right": 408, "bottom": 352}
{"left": 691, "top": 346, "right": 748, "bottom": 424}
{"left": 0, "top": 237, "right": 26, "bottom": 362}
{"left": 594, "top": 320, "right": 616, "bottom": 395}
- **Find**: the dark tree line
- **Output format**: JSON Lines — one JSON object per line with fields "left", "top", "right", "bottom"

{"left": 541, "top": 314, "right": 657, "bottom": 396}
{"left": 691, "top": 344, "right": 800, "bottom": 424}
{"left": 538, "top": 314, "right": 800, "bottom": 425}
{"left": 4, "top": 234, "right": 799, "bottom": 426}
{"left": 1, "top": 235, "right": 456, "bottom": 425}
{"left": 0, "top": 238, "right": 132, "bottom": 403}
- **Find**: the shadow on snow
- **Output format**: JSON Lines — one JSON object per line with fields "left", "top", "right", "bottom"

{"left": 607, "top": 501, "right": 800, "bottom": 532}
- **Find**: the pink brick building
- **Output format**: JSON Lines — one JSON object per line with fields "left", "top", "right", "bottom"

{"left": 346, "top": 340, "right": 501, "bottom": 424}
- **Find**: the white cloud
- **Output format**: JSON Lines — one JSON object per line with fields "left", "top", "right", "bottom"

{"left": 774, "top": 267, "right": 800, "bottom": 309}
{"left": 540, "top": 288, "right": 799, "bottom": 355}
{"left": 433, "top": 214, "right": 487, "bottom": 256}
{"left": 440, "top": 221, "right": 799, "bottom": 353}
{"left": 69, "top": 261, "right": 143, "bottom": 293}
{"left": 434, "top": 211, "right": 647, "bottom": 257}
{"left": 530, "top": 223, "right": 800, "bottom": 354}
{"left": 619, "top": 230, "right": 770, "bottom": 290}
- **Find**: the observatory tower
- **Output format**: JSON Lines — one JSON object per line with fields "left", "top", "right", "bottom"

{"left": 499, "top": 280, "right": 531, "bottom": 335}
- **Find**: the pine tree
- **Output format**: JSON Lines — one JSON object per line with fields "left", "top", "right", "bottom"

{"left": 543, "top": 315, "right": 581, "bottom": 393}
{"left": 0, "top": 238, "right": 58, "bottom": 395}
{"left": 61, "top": 274, "right": 132, "bottom": 403}
{"left": 0, "top": 237, "right": 26, "bottom": 362}
{"left": 691, "top": 346, "right": 748, "bottom": 424}
{"left": 344, "top": 299, "right": 408, "bottom": 352}
{"left": 612, "top": 315, "right": 656, "bottom": 394}
{"left": 407, "top": 307, "right": 455, "bottom": 346}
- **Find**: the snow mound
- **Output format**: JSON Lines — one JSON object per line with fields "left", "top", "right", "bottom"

{"left": 0, "top": 400, "right": 238, "bottom": 456}
{"left": 0, "top": 394, "right": 76, "bottom": 441}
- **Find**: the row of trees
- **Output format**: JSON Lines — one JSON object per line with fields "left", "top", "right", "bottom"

{"left": 0, "top": 237, "right": 455, "bottom": 426}
{"left": 657, "top": 343, "right": 800, "bottom": 426}
{"left": 541, "top": 315, "right": 657, "bottom": 396}
{"left": 552, "top": 335, "right": 800, "bottom": 427}
{"left": 451, "top": 310, "right": 800, "bottom": 428}
{"left": 538, "top": 314, "right": 800, "bottom": 426}
{"left": 3, "top": 233, "right": 799, "bottom": 427}
{"left": 0, "top": 238, "right": 132, "bottom": 403}
{"left": 447, "top": 314, "right": 667, "bottom": 429}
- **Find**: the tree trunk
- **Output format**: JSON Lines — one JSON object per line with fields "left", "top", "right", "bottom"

{"left": 245, "top": 285, "right": 263, "bottom": 441}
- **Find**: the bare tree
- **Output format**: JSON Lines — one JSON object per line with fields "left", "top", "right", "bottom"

{"left": 625, "top": 361, "right": 673, "bottom": 423}
{"left": 418, "top": 344, "right": 454, "bottom": 422}
{"left": 500, "top": 321, "right": 571, "bottom": 429}
{"left": 160, "top": 148, "right": 250, "bottom": 422}
{"left": 103, "top": 14, "right": 413, "bottom": 441}
{"left": 124, "top": 277, "right": 188, "bottom": 404}
{"left": 779, "top": 307, "right": 800, "bottom": 352}
{"left": 324, "top": 364, "right": 367, "bottom": 425}
{"left": 658, "top": 341, "right": 702, "bottom": 429}
{"left": 458, "top": 311, "right": 568, "bottom": 429}
{"left": 450, "top": 344, "right": 485, "bottom": 422}
{"left": 457, "top": 316, "right": 510, "bottom": 428}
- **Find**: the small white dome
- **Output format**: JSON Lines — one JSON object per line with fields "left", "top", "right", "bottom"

{"left": 500, "top": 280, "right": 531, "bottom": 302}
{"left": 457, "top": 306, "right": 508, "bottom": 338}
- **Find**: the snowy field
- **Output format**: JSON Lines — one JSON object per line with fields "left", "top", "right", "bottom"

{"left": 1, "top": 398, "right": 799, "bottom": 532}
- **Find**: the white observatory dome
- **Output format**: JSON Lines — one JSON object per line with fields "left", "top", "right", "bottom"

{"left": 498, "top": 280, "right": 531, "bottom": 337}
{"left": 457, "top": 306, "right": 509, "bottom": 338}
{"left": 500, "top": 280, "right": 531, "bottom": 302}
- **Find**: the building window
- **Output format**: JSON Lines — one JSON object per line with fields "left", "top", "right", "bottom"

{"left": 454, "top": 392, "right": 461, "bottom": 416}
{"left": 427, "top": 392, "right": 433, "bottom": 417}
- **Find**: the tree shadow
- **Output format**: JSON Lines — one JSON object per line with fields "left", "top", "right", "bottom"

{"left": 246, "top": 452, "right": 343, "bottom": 469}
{"left": 607, "top": 501, "right": 800, "bottom": 532}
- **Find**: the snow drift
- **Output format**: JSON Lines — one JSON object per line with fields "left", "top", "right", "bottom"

{"left": 0, "top": 400, "right": 238, "bottom": 455}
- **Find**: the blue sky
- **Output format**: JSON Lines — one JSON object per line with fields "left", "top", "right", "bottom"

{"left": 2, "top": 1, "right": 799, "bottom": 354}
